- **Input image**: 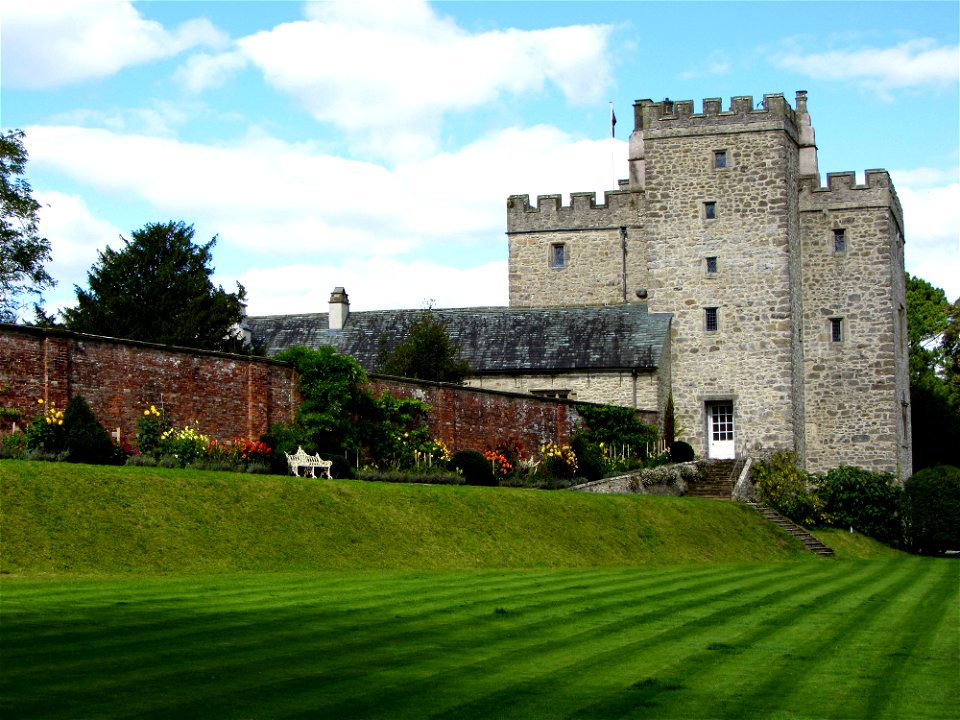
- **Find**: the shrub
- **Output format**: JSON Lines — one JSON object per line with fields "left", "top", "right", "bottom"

{"left": 903, "top": 466, "right": 960, "bottom": 555}
{"left": 63, "top": 395, "right": 117, "bottom": 465}
{"left": 126, "top": 454, "right": 157, "bottom": 467}
{"left": 329, "top": 455, "right": 355, "bottom": 480}
{"left": 752, "top": 450, "right": 825, "bottom": 527}
{"left": 576, "top": 403, "right": 658, "bottom": 462}
{"left": 157, "top": 424, "right": 209, "bottom": 468}
{"left": 540, "top": 441, "right": 578, "bottom": 479}
{"left": 670, "top": 441, "right": 695, "bottom": 463}
{"left": 450, "top": 449, "right": 496, "bottom": 486}
{"left": 135, "top": 404, "right": 168, "bottom": 456}
{"left": 25, "top": 399, "right": 65, "bottom": 454}
{"left": 357, "top": 469, "right": 464, "bottom": 485}
{"left": 1, "top": 431, "right": 27, "bottom": 458}
{"left": 570, "top": 433, "right": 604, "bottom": 481}
{"left": 814, "top": 466, "right": 902, "bottom": 545}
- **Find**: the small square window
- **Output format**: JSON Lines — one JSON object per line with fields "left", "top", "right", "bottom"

{"left": 550, "top": 243, "right": 566, "bottom": 268}
{"left": 714, "top": 150, "right": 727, "bottom": 168}
{"left": 833, "top": 229, "right": 846, "bottom": 253}
{"left": 706, "top": 256, "right": 718, "bottom": 274}
{"left": 704, "top": 202, "right": 716, "bottom": 220}
{"left": 705, "top": 307, "right": 719, "bottom": 332}
{"left": 830, "top": 317, "right": 843, "bottom": 343}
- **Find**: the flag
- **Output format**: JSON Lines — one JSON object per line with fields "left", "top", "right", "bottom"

{"left": 610, "top": 105, "right": 617, "bottom": 138}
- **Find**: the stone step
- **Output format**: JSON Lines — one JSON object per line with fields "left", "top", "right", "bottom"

{"left": 745, "top": 502, "right": 834, "bottom": 556}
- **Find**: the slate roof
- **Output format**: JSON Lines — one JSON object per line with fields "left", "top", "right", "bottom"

{"left": 246, "top": 304, "right": 671, "bottom": 375}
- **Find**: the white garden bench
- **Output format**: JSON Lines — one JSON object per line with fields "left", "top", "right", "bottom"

{"left": 285, "top": 446, "right": 333, "bottom": 479}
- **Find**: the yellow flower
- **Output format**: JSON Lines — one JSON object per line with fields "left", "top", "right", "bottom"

{"left": 144, "top": 409, "right": 150, "bottom": 416}
{"left": 37, "top": 398, "right": 44, "bottom": 404}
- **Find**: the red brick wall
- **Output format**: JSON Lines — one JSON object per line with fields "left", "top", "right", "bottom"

{"left": 1, "top": 325, "right": 657, "bottom": 456}
{"left": 366, "top": 376, "right": 585, "bottom": 454}
{"left": 0, "top": 325, "right": 299, "bottom": 445}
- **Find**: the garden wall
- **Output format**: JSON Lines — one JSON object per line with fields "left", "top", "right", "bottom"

{"left": 0, "top": 324, "right": 299, "bottom": 444}
{"left": 366, "top": 377, "right": 597, "bottom": 454}
{"left": 1, "top": 325, "right": 638, "bottom": 455}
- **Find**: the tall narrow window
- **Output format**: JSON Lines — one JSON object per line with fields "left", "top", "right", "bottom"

{"left": 550, "top": 243, "right": 566, "bottom": 268}
{"left": 833, "top": 228, "right": 846, "bottom": 253}
{"left": 704, "top": 202, "right": 717, "bottom": 220}
{"left": 705, "top": 307, "right": 719, "bottom": 332}
{"left": 713, "top": 150, "right": 727, "bottom": 168}
{"left": 705, "top": 256, "right": 718, "bottom": 274}
{"left": 830, "top": 317, "right": 843, "bottom": 343}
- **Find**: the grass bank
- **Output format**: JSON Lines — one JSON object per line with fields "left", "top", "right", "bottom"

{"left": 0, "top": 459, "right": 817, "bottom": 574}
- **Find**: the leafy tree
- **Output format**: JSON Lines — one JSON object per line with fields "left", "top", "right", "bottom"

{"left": 902, "top": 466, "right": 960, "bottom": 555}
{"left": 906, "top": 273, "right": 950, "bottom": 384}
{"left": 0, "top": 129, "right": 55, "bottom": 322}
{"left": 905, "top": 274, "right": 960, "bottom": 469}
{"left": 378, "top": 309, "right": 471, "bottom": 383}
{"left": 62, "top": 221, "right": 249, "bottom": 352}
{"left": 270, "top": 346, "right": 370, "bottom": 460}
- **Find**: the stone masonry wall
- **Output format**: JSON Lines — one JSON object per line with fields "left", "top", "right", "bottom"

{"left": 799, "top": 171, "right": 911, "bottom": 479}
{"left": 642, "top": 98, "right": 801, "bottom": 459}
{"left": 507, "top": 190, "right": 648, "bottom": 307}
{"left": 0, "top": 324, "right": 299, "bottom": 444}
{"left": 466, "top": 369, "right": 661, "bottom": 412}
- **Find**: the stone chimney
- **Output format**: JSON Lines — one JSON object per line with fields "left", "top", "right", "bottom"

{"left": 328, "top": 287, "right": 349, "bottom": 330}
{"left": 796, "top": 90, "right": 819, "bottom": 179}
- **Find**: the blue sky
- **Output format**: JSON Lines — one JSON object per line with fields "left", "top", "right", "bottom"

{"left": 2, "top": 0, "right": 958, "bottom": 317}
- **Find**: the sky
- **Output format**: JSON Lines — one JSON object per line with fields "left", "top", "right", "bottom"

{"left": 2, "top": 0, "right": 958, "bottom": 319}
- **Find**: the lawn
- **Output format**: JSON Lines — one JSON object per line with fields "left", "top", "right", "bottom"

{"left": 2, "top": 558, "right": 956, "bottom": 719}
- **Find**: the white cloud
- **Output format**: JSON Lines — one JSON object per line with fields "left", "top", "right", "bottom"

{"left": 33, "top": 191, "right": 123, "bottom": 314}
{"left": 893, "top": 171, "right": 960, "bottom": 302}
{"left": 175, "top": 51, "right": 249, "bottom": 94}
{"left": 0, "top": 0, "right": 228, "bottom": 89}
{"left": 238, "top": 259, "right": 508, "bottom": 316}
{"left": 773, "top": 39, "right": 959, "bottom": 93}
{"left": 231, "top": 0, "right": 612, "bottom": 160}
{"left": 25, "top": 122, "right": 625, "bottom": 314}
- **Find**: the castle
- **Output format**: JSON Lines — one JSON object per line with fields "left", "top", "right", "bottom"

{"left": 248, "top": 90, "right": 912, "bottom": 480}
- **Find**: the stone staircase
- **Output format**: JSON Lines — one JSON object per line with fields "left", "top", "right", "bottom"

{"left": 745, "top": 502, "right": 835, "bottom": 556}
{"left": 685, "top": 459, "right": 736, "bottom": 499}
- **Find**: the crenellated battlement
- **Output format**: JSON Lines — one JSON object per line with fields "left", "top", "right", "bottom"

{"left": 800, "top": 170, "right": 903, "bottom": 225}
{"left": 634, "top": 92, "right": 801, "bottom": 133}
{"left": 506, "top": 189, "right": 640, "bottom": 233}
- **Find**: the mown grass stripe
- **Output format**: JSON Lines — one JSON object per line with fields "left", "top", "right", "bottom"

{"left": 2, "top": 560, "right": 954, "bottom": 720}
{"left": 314, "top": 564, "right": 853, "bottom": 720}
{"left": 853, "top": 559, "right": 958, "bottom": 720}
{"left": 425, "top": 562, "right": 886, "bottom": 720}
{"left": 698, "top": 558, "right": 937, "bottom": 720}
{"left": 2, "top": 564, "right": 785, "bottom": 719}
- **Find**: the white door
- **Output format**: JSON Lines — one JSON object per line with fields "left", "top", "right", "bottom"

{"left": 707, "top": 402, "right": 735, "bottom": 459}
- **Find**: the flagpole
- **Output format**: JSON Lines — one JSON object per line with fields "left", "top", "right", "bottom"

{"left": 609, "top": 101, "right": 616, "bottom": 189}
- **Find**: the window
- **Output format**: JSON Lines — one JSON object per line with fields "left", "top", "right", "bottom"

{"left": 704, "top": 202, "right": 717, "bottom": 220}
{"left": 550, "top": 243, "right": 566, "bottom": 268}
{"left": 830, "top": 317, "right": 843, "bottom": 343}
{"left": 833, "top": 228, "right": 846, "bottom": 253}
{"left": 705, "top": 307, "right": 719, "bottom": 332}
{"left": 705, "top": 256, "right": 718, "bottom": 274}
{"left": 531, "top": 389, "right": 571, "bottom": 400}
{"left": 713, "top": 150, "right": 727, "bottom": 168}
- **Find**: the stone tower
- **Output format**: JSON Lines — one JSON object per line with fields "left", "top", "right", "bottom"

{"left": 507, "top": 91, "right": 911, "bottom": 480}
